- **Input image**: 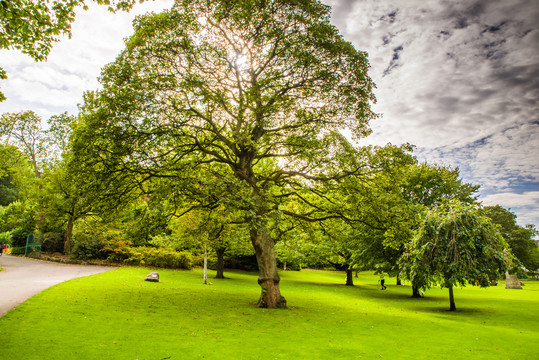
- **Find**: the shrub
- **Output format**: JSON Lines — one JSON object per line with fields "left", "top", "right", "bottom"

{"left": 107, "top": 246, "right": 194, "bottom": 269}
{"left": 71, "top": 232, "right": 108, "bottom": 260}
{"left": 0, "top": 231, "right": 10, "bottom": 245}
{"left": 103, "top": 237, "right": 134, "bottom": 262}
{"left": 10, "top": 228, "right": 32, "bottom": 247}
{"left": 42, "top": 232, "right": 64, "bottom": 252}
{"left": 225, "top": 254, "right": 259, "bottom": 271}
{"left": 71, "top": 220, "right": 126, "bottom": 260}
{"left": 10, "top": 246, "right": 25, "bottom": 255}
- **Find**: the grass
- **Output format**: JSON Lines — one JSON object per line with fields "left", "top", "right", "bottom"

{"left": 0, "top": 268, "right": 538, "bottom": 360}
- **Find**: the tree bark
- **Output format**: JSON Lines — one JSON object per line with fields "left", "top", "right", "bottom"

{"left": 505, "top": 271, "right": 522, "bottom": 289}
{"left": 345, "top": 268, "right": 354, "bottom": 286}
{"left": 396, "top": 275, "right": 402, "bottom": 286}
{"left": 215, "top": 246, "right": 225, "bottom": 279}
{"left": 63, "top": 215, "right": 74, "bottom": 255}
{"left": 203, "top": 243, "right": 208, "bottom": 285}
{"left": 448, "top": 285, "right": 456, "bottom": 311}
{"left": 412, "top": 284, "right": 421, "bottom": 298}
{"left": 251, "top": 227, "right": 287, "bottom": 308}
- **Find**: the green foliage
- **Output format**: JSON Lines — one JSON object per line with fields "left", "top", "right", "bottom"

{"left": 224, "top": 254, "right": 259, "bottom": 271}
{"left": 0, "top": 200, "right": 36, "bottom": 233}
{"left": 400, "top": 200, "right": 509, "bottom": 309}
{"left": 9, "top": 227, "right": 31, "bottom": 247}
{"left": 103, "top": 236, "right": 194, "bottom": 269}
{"left": 41, "top": 231, "right": 64, "bottom": 252}
{"left": 0, "top": 144, "right": 35, "bottom": 204}
{"left": 127, "top": 247, "right": 194, "bottom": 269}
{"left": 0, "top": 231, "right": 10, "bottom": 244}
{"left": 121, "top": 200, "right": 173, "bottom": 246}
{"left": 70, "top": 215, "right": 195, "bottom": 268}
{"left": 9, "top": 246, "right": 25, "bottom": 255}
{"left": 0, "top": 171, "right": 18, "bottom": 205}
{"left": 71, "top": 223, "right": 111, "bottom": 260}
{"left": 0, "top": 111, "right": 46, "bottom": 176}
{"left": 73, "top": 0, "right": 377, "bottom": 305}
{"left": 482, "top": 205, "right": 539, "bottom": 271}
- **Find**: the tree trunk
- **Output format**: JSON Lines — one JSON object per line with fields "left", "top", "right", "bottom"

{"left": 505, "top": 271, "right": 522, "bottom": 289}
{"left": 203, "top": 243, "right": 208, "bottom": 285}
{"left": 345, "top": 268, "right": 354, "bottom": 286}
{"left": 448, "top": 285, "right": 456, "bottom": 311}
{"left": 63, "top": 216, "right": 74, "bottom": 255}
{"left": 396, "top": 275, "right": 402, "bottom": 286}
{"left": 412, "top": 284, "right": 421, "bottom": 298}
{"left": 251, "top": 227, "right": 287, "bottom": 308}
{"left": 215, "top": 247, "right": 225, "bottom": 279}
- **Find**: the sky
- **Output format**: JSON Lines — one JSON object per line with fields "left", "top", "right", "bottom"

{"left": 0, "top": 0, "right": 538, "bottom": 227}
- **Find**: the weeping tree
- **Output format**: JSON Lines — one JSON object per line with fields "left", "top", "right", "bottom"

{"left": 73, "top": 0, "right": 376, "bottom": 308}
{"left": 400, "top": 200, "right": 510, "bottom": 311}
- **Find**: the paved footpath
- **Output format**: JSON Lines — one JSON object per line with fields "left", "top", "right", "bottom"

{"left": 0, "top": 255, "right": 114, "bottom": 317}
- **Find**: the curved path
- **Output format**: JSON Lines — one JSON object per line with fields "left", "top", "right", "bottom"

{"left": 0, "top": 255, "right": 114, "bottom": 317}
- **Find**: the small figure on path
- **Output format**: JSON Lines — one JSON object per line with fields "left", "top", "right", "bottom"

{"left": 379, "top": 273, "right": 386, "bottom": 290}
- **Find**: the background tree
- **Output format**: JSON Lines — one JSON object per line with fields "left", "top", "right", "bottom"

{"left": 482, "top": 205, "right": 539, "bottom": 272}
{"left": 0, "top": 143, "right": 33, "bottom": 206}
{"left": 0, "top": 111, "right": 46, "bottom": 178}
{"left": 400, "top": 200, "right": 509, "bottom": 311}
{"left": 0, "top": 111, "right": 48, "bottom": 236}
{"left": 73, "top": 0, "right": 376, "bottom": 308}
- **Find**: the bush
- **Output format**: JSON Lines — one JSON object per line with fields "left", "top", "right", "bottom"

{"left": 0, "top": 231, "right": 10, "bottom": 245}
{"left": 10, "top": 228, "right": 32, "bottom": 247}
{"left": 103, "top": 237, "right": 134, "bottom": 262}
{"left": 107, "top": 245, "right": 194, "bottom": 269}
{"left": 10, "top": 246, "right": 25, "bottom": 255}
{"left": 71, "top": 232, "right": 108, "bottom": 260}
{"left": 42, "top": 232, "right": 64, "bottom": 252}
{"left": 225, "top": 254, "right": 259, "bottom": 271}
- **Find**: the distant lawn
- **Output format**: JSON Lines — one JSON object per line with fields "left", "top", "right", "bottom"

{"left": 1, "top": 268, "right": 538, "bottom": 360}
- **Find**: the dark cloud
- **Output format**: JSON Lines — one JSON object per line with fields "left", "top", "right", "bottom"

{"left": 379, "top": 10, "right": 398, "bottom": 23}
{"left": 329, "top": 0, "right": 539, "bottom": 225}
{"left": 383, "top": 45, "right": 403, "bottom": 75}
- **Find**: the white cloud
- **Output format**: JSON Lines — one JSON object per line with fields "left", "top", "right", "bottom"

{"left": 325, "top": 0, "right": 539, "bottom": 226}
{"left": 481, "top": 191, "right": 539, "bottom": 226}
{"left": 0, "top": 1, "right": 173, "bottom": 118}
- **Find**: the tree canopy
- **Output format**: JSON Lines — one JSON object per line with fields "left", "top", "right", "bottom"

{"left": 482, "top": 205, "right": 539, "bottom": 272}
{"left": 400, "top": 200, "right": 509, "bottom": 311}
{"left": 73, "top": 0, "right": 376, "bottom": 308}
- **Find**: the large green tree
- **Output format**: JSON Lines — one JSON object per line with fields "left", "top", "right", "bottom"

{"left": 400, "top": 200, "right": 509, "bottom": 311}
{"left": 73, "top": 0, "right": 376, "bottom": 308}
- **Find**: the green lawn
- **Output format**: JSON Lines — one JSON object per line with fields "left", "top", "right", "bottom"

{"left": 1, "top": 268, "right": 538, "bottom": 360}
